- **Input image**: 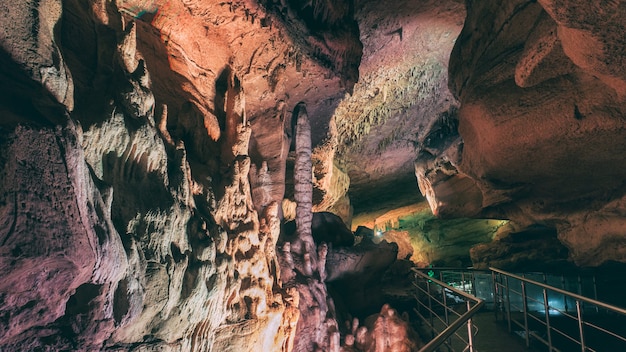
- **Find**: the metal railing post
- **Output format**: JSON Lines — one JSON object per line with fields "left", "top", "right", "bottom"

{"left": 443, "top": 286, "right": 449, "bottom": 326}
{"left": 461, "top": 271, "right": 466, "bottom": 293}
{"left": 467, "top": 300, "right": 475, "bottom": 352}
{"left": 543, "top": 288, "right": 553, "bottom": 351}
{"left": 521, "top": 281, "right": 530, "bottom": 347}
{"left": 562, "top": 274, "right": 568, "bottom": 313}
{"left": 578, "top": 275, "right": 583, "bottom": 296}
{"left": 593, "top": 275, "right": 599, "bottom": 314}
{"left": 492, "top": 270, "right": 499, "bottom": 320}
{"left": 490, "top": 267, "right": 626, "bottom": 352}
{"left": 442, "top": 282, "right": 450, "bottom": 348}
{"left": 505, "top": 275, "right": 512, "bottom": 333}
{"left": 576, "top": 300, "right": 586, "bottom": 352}
{"left": 412, "top": 269, "right": 485, "bottom": 352}
{"left": 427, "top": 278, "right": 434, "bottom": 339}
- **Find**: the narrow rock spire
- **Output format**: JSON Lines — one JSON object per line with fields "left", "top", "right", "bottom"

{"left": 294, "top": 103, "right": 314, "bottom": 251}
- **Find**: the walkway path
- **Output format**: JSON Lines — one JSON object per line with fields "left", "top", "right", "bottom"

{"left": 471, "top": 312, "right": 541, "bottom": 352}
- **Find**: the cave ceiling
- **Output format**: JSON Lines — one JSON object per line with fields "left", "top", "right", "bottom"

{"left": 103, "top": 0, "right": 467, "bottom": 216}
{"left": 2, "top": 0, "right": 625, "bottom": 258}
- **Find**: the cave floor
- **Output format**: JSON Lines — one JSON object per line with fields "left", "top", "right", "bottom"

{"left": 471, "top": 312, "right": 541, "bottom": 352}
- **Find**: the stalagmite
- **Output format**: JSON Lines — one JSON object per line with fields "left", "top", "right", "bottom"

{"left": 294, "top": 103, "right": 315, "bottom": 252}
{"left": 318, "top": 243, "right": 328, "bottom": 281}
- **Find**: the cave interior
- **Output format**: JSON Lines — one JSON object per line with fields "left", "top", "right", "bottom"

{"left": 1, "top": 0, "right": 626, "bottom": 351}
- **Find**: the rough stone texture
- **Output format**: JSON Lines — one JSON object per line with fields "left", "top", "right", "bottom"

{"left": 341, "top": 304, "right": 421, "bottom": 352}
{"left": 352, "top": 202, "right": 506, "bottom": 267}
{"left": 445, "top": 0, "right": 626, "bottom": 266}
{"left": 311, "top": 121, "right": 351, "bottom": 222}
{"left": 3, "top": 0, "right": 626, "bottom": 350}
{"left": 0, "top": 0, "right": 74, "bottom": 112}
{"left": 282, "top": 212, "right": 354, "bottom": 248}
{"left": 378, "top": 231, "right": 414, "bottom": 261}
{"left": 335, "top": 0, "right": 465, "bottom": 211}
{"left": 283, "top": 122, "right": 352, "bottom": 227}
{"left": 0, "top": 122, "right": 122, "bottom": 350}
{"left": 325, "top": 239, "right": 398, "bottom": 320}
{"left": 0, "top": 0, "right": 362, "bottom": 350}
{"left": 470, "top": 223, "right": 571, "bottom": 272}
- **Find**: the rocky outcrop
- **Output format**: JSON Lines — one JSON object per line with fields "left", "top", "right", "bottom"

{"left": 334, "top": 0, "right": 465, "bottom": 211}
{"left": 282, "top": 212, "right": 354, "bottom": 248}
{"left": 341, "top": 304, "right": 421, "bottom": 352}
{"left": 352, "top": 202, "right": 507, "bottom": 267}
{"left": 470, "top": 224, "right": 571, "bottom": 272}
{"left": 417, "top": 0, "right": 626, "bottom": 266}
{"left": 325, "top": 239, "right": 398, "bottom": 320}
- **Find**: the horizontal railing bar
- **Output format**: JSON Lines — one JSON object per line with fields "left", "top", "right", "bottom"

{"left": 552, "top": 308, "right": 577, "bottom": 321}
{"left": 491, "top": 267, "right": 626, "bottom": 315}
{"left": 413, "top": 308, "right": 438, "bottom": 334}
{"left": 494, "top": 267, "right": 626, "bottom": 352}
{"left": 413, "top": 290, "right": 471, "bottom": 338}
{"left": 526, "top": 295, "right": 544, "bottom": 304}
{"left": 413, "top": 269, "right": 483, "bottom": 303}
{"left": 544, "top": 305, "right": 572, "bottom": 318}
{"left": 448, "top": 309, "right": 463, "bottom": 318}
{"left": 550, "top": 325, "right": 580, "bottom": 344}
{"left": 511, "top": 318, "right": 525, "bottom": 331}
{"left": 413, "top": 302, "right": 449, "bottom": 327}
{"left": 413, "top": 311, "right": 473, "bottom": 350}
{"left": 510, "top": 302, "right": 523, "bottom": 312}
{"left": 413, "top": 267, "right": 490, "bottom": 272}
{"left": 508, "top": 287, "right": 523, "bottom": 296}
{"left": 453, "top": 332, "right": 469, "bottom": 342}
{"left": 583, "top": 321, "right": 626, "bottom": 342}
{"left": 529, "top": 331, "right": 550, "bottom": 349}
{"left": 528, "top": 313, "right": 547, "bottom": 325}
{"left": 419, "top": 302, "right": 484, "bottom": 352}
{"left": 413, "top": 269, "right": 484, "bottom": 352}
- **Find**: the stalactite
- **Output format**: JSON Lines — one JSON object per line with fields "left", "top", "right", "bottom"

{"left": 221, "top": 68, "right": 250, "bottom": 167}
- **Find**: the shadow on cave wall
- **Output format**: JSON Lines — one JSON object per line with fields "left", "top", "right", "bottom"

{"left": 0, "top": 47, "right": 68, "bottom": 127}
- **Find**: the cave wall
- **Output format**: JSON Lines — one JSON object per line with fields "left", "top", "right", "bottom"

{"left": 2, "top": 0, "right": 626, "bottom": 350}
{"left": 418, "top": 0, "right": 626, "bottom": 266}
{"left": 352, "top": 202, "right": 507, "bottom": 267}
{"left": 0, "top": 0, "right": 361, "bottom": 350}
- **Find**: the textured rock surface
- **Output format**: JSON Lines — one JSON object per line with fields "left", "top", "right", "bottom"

{"left": 0, "top": 0, "right": 359, "bottom": 350}
{"left": 325, "top": 238, "right": 398, "bottom": 320}
{"left": 2, "top": 0, "right": 626, "bottom": 350}
{"left": 470, "top": 223, "right": 571, "bottom": 272}
{"left": 341, "top": 304, "right": 421, "bottom": 352}
{"left": 445, "top": 0, "right": 626, "bottom": 265}
{"left": 353, "top": 202, "right": 506, "bottom": 267}
{"left": 335, "top": 0, "right": 464, "bottom": 212}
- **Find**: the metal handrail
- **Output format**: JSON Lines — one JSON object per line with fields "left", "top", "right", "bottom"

{"left": 412, "top": 268, "right": 485, "bottom": 352}
{"left": 491, "top": 267, "right": 626, "bottom": 352}
{"left": 491, "top": 268, "right": 626, "bottom": 314}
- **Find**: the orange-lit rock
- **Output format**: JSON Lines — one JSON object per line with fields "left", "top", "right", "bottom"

{"left": 341, "top": 304, "right": 421, "bottom": 352}
{"left": 2, "top": 0, "right": 626, "bottom": 350}
{"left": 448, "top": 0, "right": 626, "bottom": 265}
{"left": 335, "top": 0, "right": 464, "bottom": 212}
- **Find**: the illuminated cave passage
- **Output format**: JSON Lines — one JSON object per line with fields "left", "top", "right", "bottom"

{"left": 1, "top": 0, "right": 626, "bottom": 351}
